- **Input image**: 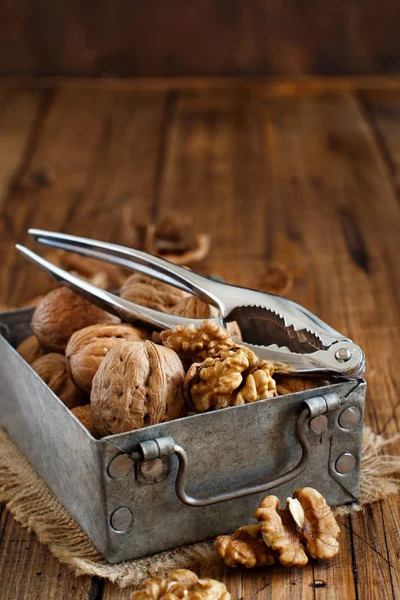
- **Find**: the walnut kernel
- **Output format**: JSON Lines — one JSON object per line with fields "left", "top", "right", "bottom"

{"left": 32, "top": 287, "right": 120, "bottom": 352}
{"left": 275, "top": 375, "right": 330, "bottom": 396}
{"left": 215, "top": 525, "right": 275, "bottom": 568}
{"left": 161, "top": 321, "right": 236, "bottom": 364}
{"left": 184, "top": 346, "right": 277, "bottom": 412}
{"left": 130, "top": 569, "right": 230, "bottom": 600}
{"left": 253, "top": 487, "right": 340, "bottom": 566}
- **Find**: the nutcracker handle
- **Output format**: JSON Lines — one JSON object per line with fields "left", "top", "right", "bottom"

{"left": 138, "top": 407, "right": 311, "bottom": 507}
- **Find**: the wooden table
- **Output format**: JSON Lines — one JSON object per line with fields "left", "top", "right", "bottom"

{"left": 0, "top": 77, "right": 400, "bottom": 600}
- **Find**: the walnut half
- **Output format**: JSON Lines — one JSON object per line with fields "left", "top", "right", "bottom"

{"left": 184, "top": 346, "right": 277, "bottom": 412}
{"left": 254, "top": 487, "right": 341, "bottom": 567}
{"left": 130, "top": 569, "right": 230, "bottom": 600}
{"left": 161, "top": 320, "right": 236, "bottom": 364}
{"left": 214, "top": 525, "right": 275, "bottom": 568}
{"left": 215, "top": 487, "right": 340, "bottom": 569}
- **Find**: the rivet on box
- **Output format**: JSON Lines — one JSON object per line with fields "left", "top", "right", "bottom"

{"left": 335, "top": 452, "right": 356, "bottom": 474}
{"left": 310, "top": 414, "right": 328, "bottom": 435}
{"left": 338, "top": 406, "right": 361, "bottom": 429}
{"left": 140, "top": 458, "right": 165, "bottom": 482}
{"left": 108, "top": 454, "right": 134, "bottom": 479}
{"left": 110, "top": 507, "right": 133, "bottom": 532}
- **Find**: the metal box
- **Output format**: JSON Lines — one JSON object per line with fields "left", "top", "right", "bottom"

{"left": 0, "top": 307, "right": 365, "bottom": 563}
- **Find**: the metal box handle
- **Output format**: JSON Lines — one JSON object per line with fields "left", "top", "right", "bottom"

{"left": 139, "top": 406, "right": 311, "bottom": 507}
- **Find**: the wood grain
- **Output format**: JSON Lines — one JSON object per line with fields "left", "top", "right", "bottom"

{"left": 1, "top": 1, "right": 400, "bottom": 77}
{"left": 0, "top": 508, "right": 92, "bottom": 599}
{"left": 0, "top": 80, "right": 400, "bottom": 599}
{"left": 0, "top": 88, "right": 42, "bottom": 208}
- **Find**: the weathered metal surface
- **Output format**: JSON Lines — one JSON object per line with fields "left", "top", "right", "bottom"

{"left": 0, "top": 308, "right": 366, "bottom": 563}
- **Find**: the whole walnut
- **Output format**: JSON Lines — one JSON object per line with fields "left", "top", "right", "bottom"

{"left": 31, "top": 353, "right": 85, "bottom": 409}
{"left": 91, "top": 341, "right": 186, "bottom": 436}
{"left": 120, "top": 273, "right": 188, "bottom": 313}
{"left": 71, "top": 405, "right": 97, "bottom": 436}
{"left": 275, "top": 375, "right": 330, "bottom": 396}
{"left": 17, "top": 335, "right": 46, "bottom": 365}
{"left": 184, "top": 346, "right": 277, "bottom": 412}
{"left": 66, "top": 323, "right": 149, "bottom": 393}
{"left": 130, "top": 569, "right": 230, "bottom": 600}
{"left": 32, "top": 287, "right": 120, "bottom": 352}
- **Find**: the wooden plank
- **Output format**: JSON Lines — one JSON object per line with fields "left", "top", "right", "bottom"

{"left": 4, "top": 76, "right": 400, "bottom": 95}
{"left": 0, "top": 508, "right": 92, "bottom": 600}
{"left": 359, "top": 89, "right": 400, "bottom": 194}
{"left": 0, "top": 87, "right": 42, "bottom": 208}
{"left": 1, "top": 1, "right": 400, "bottom": 77}
{"left": 156, "top": 89, "right": 269, "bottom": 265}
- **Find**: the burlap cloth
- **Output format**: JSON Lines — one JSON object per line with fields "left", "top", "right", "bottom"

{"left": 0, "top": 426, "right": 399, "bottom": 588}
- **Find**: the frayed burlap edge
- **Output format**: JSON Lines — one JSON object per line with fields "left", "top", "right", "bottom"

{"left": 0, "top": 426, "right": 399, "bottom": 587}
{"left": 0, "top": 427, "right": 216, "bottom": 588}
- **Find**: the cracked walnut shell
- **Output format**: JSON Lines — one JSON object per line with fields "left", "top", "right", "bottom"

{"left": 184, "top": 346, "right": 277, "bottom": 412}
{"left": 32, "top": 353, "right": 85, "bottom": 409}
{"left": 32, "top": 287, "right": 120, "bottom": 352}
{"left": 214, "top": 525, "right": 275, "bottom": 568}
{"left": 120, "top": 272, "right": 188, "bottom": 313}
{"left": 17, "top": 335, "right": 46, "bottom": 365}
{"left": 66, "top": 323, "right": 149, "bottom": 393}
{"left": 253, "top": 487, "right": 340, "bottom": 567}
{"left": 130, "top": 569, "right": 230, "bottom": 600}
{"left": 91, "top": 341, "right": 186, "bottom": 436}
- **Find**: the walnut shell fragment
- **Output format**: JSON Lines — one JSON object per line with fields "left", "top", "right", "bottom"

{"left": 184, "top": 346, "right": 277, "bottom": 412}
{"left": 17, "top": 335, "right": 46, "bottom": 365}
{"left": 275, "top": 375, "right": 331, "bottom": 396}
{"left": 32, "top": 287, "right": 120, "bottom": 352}
{"left": 215, "top": 525, "right": 275, "bottom": 568}
{"left": 71, "top": 405, "right": 97, "bottom": 436}
{"left": 120, "top": 272, "right": 189, "bottom": 313}
{"left": 66, "top": 323, "right": 149, "bottom": 393}
{"left": 144, "top": 214, "right": 211, "bottom": 265}
{"left": 256, "top": 262, "right": 293, "bottom": 297}
{"left": 253, "top": 487, "right": 340, "bottom": 567}
{"left": 32, "top": 353, "right": 85, "bottom": 409}
{"left": 130, "top": 569, "right": 230, "bottom": 600}
{"left": 91, "top": 341, "right": 186, "bottom": 436}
